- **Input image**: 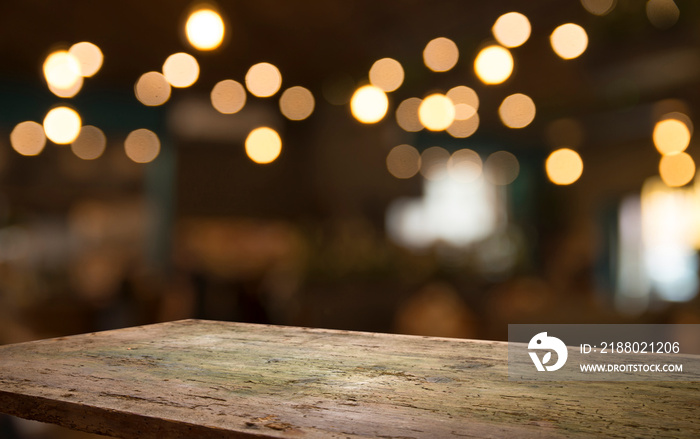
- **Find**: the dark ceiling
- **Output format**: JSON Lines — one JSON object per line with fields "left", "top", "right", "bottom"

{"left": 2, "top": 0, "right": 700, "bottom": 150}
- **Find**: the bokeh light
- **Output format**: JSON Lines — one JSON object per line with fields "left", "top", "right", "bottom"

{"left": 350, "top": 85, "right": 388, "bottom": 124}
{"left": 498, "top": 93, "right": 536, "bottom": 128}
{"left": 447, "top": 149, "right": 482, "bottom": 183}
{"left": 474, "top": 45, "right": 514, "bottom": 85}
{"left": 162, "top": 52, "right": 199, "bottom": 88}
{"left": 124, "top": 129, "right": 160, "bottom": 163}
{"left": 279, "top": 86, "right": 315, "bottom": 121}
{"left": 43, "top": 107, "right": 81, "bottom": 144}
{"left": 646, "top": 0, "right": 680, "bottom": 30}
{"left": 48, "top": 75, "right": 83, "bottom": 98}
{"left": 245, "top": 62, "right": 283, "bottom": 98}
{"left": 418, "top": 94, "right": 455, "bottom": 131}
{"left": 492, "top": 12, "right": 531, "bottom": 48}
{"left": 653, "top": 117, "right": 691, "bottom": 155}
{"left": 546, "top": 148, "right": 583, "bottom": 185}
{"left": 69, "top": 42, "right": 103, "bottom": 77}
{"left": 420, "top": 146, "right": 450, "bottom": 180}
{"left": 43, "top": 50, "right": 81, "bottom": 90}
{"left": 395, "top": 98, "right": 423, "bottom": 132}
{"left": 446, "top": 86, "right": 479, "bottom": 120}
{"left": 186, "top": 8, "right": 225, "bottom": 51}
{"left": 10, "top": 121, "right": 46, "bottom": 156}
{"left": 211, "top": 79, "right": 246, "bottom": 114}
{"left": 369, "top": 58, "right": 404, "bottom": 92}
{"left": 423, "top": 37, "right": 459, "bottom": 72}
{"left": 135, "top": 72, "right": 171, "bottom": 106}
{"left": 581, "top": 0, "right": 617, "bottom": 16}
{"left": 447, "top": 113, "right": 480, "bottom": 138}
{"left": 659, "top": 152, "right": 695, "bottom": 187}
{"left": 71, "top": 125, "right": 106, "bottom": 160}
{"left": 550, "top": 23, "right": 588, "bottom": 60}
{"left": 662, "top": 112, "right": 694, "bottom": 137}
{"left": 245, "top": 127, "right": 282, "bottom": 164}
{"left": 485, "top": 151, "right": 520, "bottom": 185}
{"left": 386, "top": 144, "right": 421, "bottom": 179}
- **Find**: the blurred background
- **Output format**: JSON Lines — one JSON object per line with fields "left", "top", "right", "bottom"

{"left": 3, "top": 0, "right": 700, "bottom": 436}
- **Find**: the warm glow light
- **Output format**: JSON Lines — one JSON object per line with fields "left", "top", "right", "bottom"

{"left": 418, "top": 94, "right": 455, "bottom": 131}
{"left": 369, "top": 58, "right": 404, "bottom": 92}
{"left": 43, "top": 107, "right": 81, "bottom": 144}
{"left": 660, "top": 152, "right": 695, "bottom": 187}
{"left": 662, "top": 111, "right": 694, "bottom": 137}
{"left": 395, "top": 98, "right": 423, "bottom": 132}
{"left": 653, "top": 118, "right": 691, "bottom": 155}
{"left": 448, "top": 149, "right": 482, "bottom": 183}
{"left": 546, "top": 148, "right": 583, "bottom": 185}
{"left": 71, "top": 125, "right": 106, "bottom": 160}
{"left": 498, "top": 93, "right": 536, "bottom": 128}
{"left": 48, "top": 75, "right": 83, "bottom": 98}
{"left": 135, "top": 72, "right": 171, "bottom": 106}
{"left": 279, "top": 86, "right": 315, "bottom": 121}
{"left": 43, "top": 51, "right": 81, "bottom": 90}
{"left": 474, "top": 45, "right": 514, "bottom": 85}
{"left": 386, "top": 144, "right": 421, "bottom": 179}
{"left": 647, "top": 0, "right": 680, "bottom": 30}
{"left": 186, "top": 8, "right": 225, "bottom": 51}
{"left": 125, "top": 129, "right": 160, "bottom": 163}
{"left": 420, "top": 146, "right": 450, "bottom": 180}
{"left": 485, "top": 151, "right": 520, "bottom": 185}
{"left": 211, "top": 79, "right": 246, "bottom": 114}
{"left": 245, "top": 127, "right": 282, "bottom": 164}
{"left": 581, "top": 0, "right": 617, "bottom": 16}
{"left": 492, "top": 12, "right": 531, "bottom": 48}
{"left": 162, "top": 53, "right": 199, "bottom": 88}
{"left": 454, "top": 104, "right": 475, "bottom": 121}
{"left": 446, "top": 86, "right": 479, "bottom": 120}
{"left": 423, "top": 37, "right": 459, "bottom": 72}
{"left": 550, "top": 24, "right": 588, "bottom": 60}
{"left": 447, "top": 113, "right": 480, "bottom": 138}
{"left": 245, "top": 62, "right": 283, "bottom": 98}
{"left": 10, "top": 121, "right": 46, "bottom": 156}
{"left": 350, "top": 85, "right": 388, "bottom": 124}
{"left": 69, "top": 42, "right": 103, "bottom": 77}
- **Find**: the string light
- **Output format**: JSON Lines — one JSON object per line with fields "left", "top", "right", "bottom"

{"left": 474, "top": 45, "right": 514, "bottom": 85}
{"left": 350, "top": 85, "right": 388, "bottom": 124}
{"left": 246, "top": 62, "right": 282, "bottom": 98}
{"left": 162, "top": 53, "right": 199, "bottom": 88}
{"left": 211, "top": 79, "right": 246, "bottom": 114}
{"left": 550, "top": 24, "right": 588, "bottom": 60}
{"left": 186, "top": 8, "right": 225, "bottom": 51}
{"left": 245, "top": 127, "right": 282, "bottom": 164}
{"left": 125, "top": 129, "right": 160, "bottom": 163}
{"left": 43, "top": 107, "right": 81, "bottom": 144}
{"left": 418, "top": 94, "right": 455, "bottom": 131}
{"left": 546, "top": 148, "right": 583, "bottom": 185}
{"left": 369, "top": 58, "right": 404, "bottom": 92}
{"left": 492, "top": 12, "right": 531, "bottom": 48}
{"left": 423, "top": 37, "right": 459, "bottom": 72}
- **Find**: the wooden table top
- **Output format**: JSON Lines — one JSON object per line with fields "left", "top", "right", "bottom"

{"left": 0, "top": 319, "right": 698, "bottom": 438}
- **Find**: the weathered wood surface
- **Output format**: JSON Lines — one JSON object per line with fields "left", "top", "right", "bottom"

{"left": 0, "top": 319, "right": 697, "bottom": 439}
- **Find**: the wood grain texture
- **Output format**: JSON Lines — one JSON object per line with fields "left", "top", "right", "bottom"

{"left": 0, "top": 319, "right": 698, "bottom": 438}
